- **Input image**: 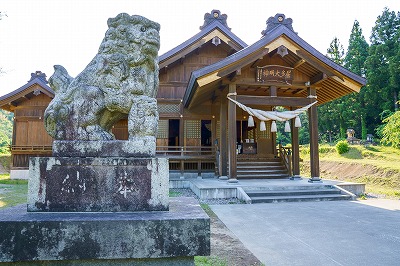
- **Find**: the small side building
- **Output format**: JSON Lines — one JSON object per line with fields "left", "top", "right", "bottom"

{"left": 0, "top": 71, "right": 54, "bottom": 179}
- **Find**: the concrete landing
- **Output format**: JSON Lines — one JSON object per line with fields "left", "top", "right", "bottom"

{"left": 211, "top": 199, "right": 400, "bottom": 265}
{"left": 170, "top": 177, "right": 365, "bottom": 202}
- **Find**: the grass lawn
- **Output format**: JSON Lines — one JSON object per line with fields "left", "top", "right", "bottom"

{"left": 300, "top": 144, "right": 400, "bottom": 198}
{"left": 0, "top": 174, "right": 28, "bottom": 209}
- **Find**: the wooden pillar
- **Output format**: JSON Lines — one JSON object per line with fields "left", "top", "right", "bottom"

{"left": 179, "top": 110, "right": 185, "bottom": 179}
{"left": 211, "top": 116, "right": 218, "bottom": 177}
{"left": 270, "top": 86, "right": 277, "bottom": 97}
{"left": 227, "top": 83, "right": 238, "bottom": 183}
{"left": 179, "top": 105, "right": 184, "bottom": 147}
{"left": 219, "top": 95, "right": 228, "bottom": 179}
{"left": 291, "top": 111, "right": 300, "bottom": 178}
{"left": 11, "top": 117, "right": 16, "bottom": 168}
{"left": 308, "top": 88, "right": 321, "bottom": 182}
{"left": 272, "top": 132, "right": 277, "bottom": 157}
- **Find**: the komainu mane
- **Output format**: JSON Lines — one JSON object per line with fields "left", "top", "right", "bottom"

{"left": 44, "top": 13, "right": 160, "bottom": 141}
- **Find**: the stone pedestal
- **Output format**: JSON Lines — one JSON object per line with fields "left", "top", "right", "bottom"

{"left": 52, "top": 139, "right": 156, "bottom": 158}
{"left": 28, "top": 157, "right": 169, "bottom": 212}
{"left": 0, "top": 198, "right": 210, "bottom": 265}
{"left": 3, "top": 140, "right": 210, "bottom": 265}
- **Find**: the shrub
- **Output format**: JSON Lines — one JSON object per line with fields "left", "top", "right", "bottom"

{"left": 335, "top": 140, "right": 349, "bottom": 154}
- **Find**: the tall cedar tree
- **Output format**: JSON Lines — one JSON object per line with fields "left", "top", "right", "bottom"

{"left": 344, "top": 20, "right": 370, "bottom": 139}
{"left": 0, "top": 12, "right": 4, "bottom": 75}
{"left": 365, "top": 8, "right": 400, "bottom": 136}
{"left": 318, "top": 37, "right": 347, "bottom": 141}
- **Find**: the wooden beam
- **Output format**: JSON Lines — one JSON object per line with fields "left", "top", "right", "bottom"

{"left": 228, "top": 69, "right": 241, "bottom": 82}
{"left": 293, "top": 59, "right": 306, "bottom": 68}
{"left": 229, "top": 78, "right": 309, "bottom": 88}
{"left": 296, "top": 50, "right": 336, "bottom": 77}
{"left": 217, "top": 49, "right": 269, "bottom": 78}
{"left": 235, "top": 95, "right": 314, "bottom": 107}
{"left": 310, "top": 72, "right": 328, "bottom": 86}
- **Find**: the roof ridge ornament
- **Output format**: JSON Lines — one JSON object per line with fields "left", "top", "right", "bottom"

{"left": 261, "top": 13, "right": 297, "bottom": 36}
{"left": 28, "top": 71, "right": 48, "bottom": 83}
{"left": 200, "top": 10, "right": 231, "bottom": 30}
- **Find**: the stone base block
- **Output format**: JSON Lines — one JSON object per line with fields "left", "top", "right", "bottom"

{"left": 0, "top": 257, "right": 194, "bottom": 266}
{"left": 52, "top": 139, "right": 156, "bottom": 157}
{"left": 9, "top": 169, "right": 29, "bottom": 180}
{"left": 0, "top": 198, "right": 210, "bottom": 264}
{"left": 28, "top": 157, "right": 169, "bottom": 212}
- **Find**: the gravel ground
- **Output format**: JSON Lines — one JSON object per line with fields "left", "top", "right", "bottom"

{"left": 170, "top": 188, "right": 262, "bottom": 265}
{"left": 169, "top": 188, "right": 245, "bottom": 205}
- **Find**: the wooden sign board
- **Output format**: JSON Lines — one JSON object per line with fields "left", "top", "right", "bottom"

{"left": 256, "top": 65, "right": 294, "bottom": 84}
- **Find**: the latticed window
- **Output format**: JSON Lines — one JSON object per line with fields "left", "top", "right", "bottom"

{"left": 258, "top": 122, "right": 271, "bottom": 139}
{"left": 184, "top": 120, "right": 201, "bottom": 139}
{"left": 157, "top": 119, "right": 168, "bottom": 138}
{"left": 216, "top": 121, "right": 220, "bottom": 140}
{"left": 248, "top": 127, "right": 254, "bottom": 140}
{"left": 157, "top": 103, "right": 180, "bottom": 114}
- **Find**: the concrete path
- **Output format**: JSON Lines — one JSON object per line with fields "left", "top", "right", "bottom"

{"left": 210, "top": 199, "right": 400, "bottom": 266}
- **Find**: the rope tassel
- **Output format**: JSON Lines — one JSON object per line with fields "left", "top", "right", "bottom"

{"left": 295, "top": 116, "right": 301, "bottom": 127}
{"left": 271, "top": 121, "right": 277, "bottom": 132}
{"left": 284, "top": 121, "right": 291, "bottom": 132}
{"left": 248, "top": 115, "right": 254, "bottom": 127}
{"left": 260, "top": 121, "right": 266, "bottom": 131}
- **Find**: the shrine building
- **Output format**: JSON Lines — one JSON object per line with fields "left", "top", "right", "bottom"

{"left": 0, "top": 11, "right": 366, "bottom": 180}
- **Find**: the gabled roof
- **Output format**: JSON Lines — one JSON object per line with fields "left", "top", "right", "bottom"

{"left": 183, "top": 16, "right": 367, "bottom": 108}
{"left": 159, "top": 10, "right": 247, "bottom": 69}
{"left": 0, "top": 71, "right": 54, "bottom": 112}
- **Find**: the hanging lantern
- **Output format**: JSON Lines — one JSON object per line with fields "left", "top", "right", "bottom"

{"left": 284, "top": 121, "right": 291, "bottom": 132}
{"left": 271, "top": 121, "right": 277, "bottom": 132}
{"left": 248, "top": 115, "right": 254, "bottom": 127}
{"left": 260, "top": 121, "right": 266, "bottom": 131}
{"left": 295, "top": 116, "right": 301, "bottom": 127}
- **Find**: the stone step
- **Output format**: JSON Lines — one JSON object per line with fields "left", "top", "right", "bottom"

{"left": 237, "top": 157, "right": 280, "bottom": 161}
{"left": 237, "top": 173, "right": 290, "bottom": 179}
{"left": 237, "top": 161, "right": 282, "bottom": 165}
{"left": 237, "top": 167, "right": 286, "bottom": 171}
{"left": 246, "top": 189, "right": 342, "bottom": 197}
{"left": 250, "top": 194, "right": 352, "bottom": 203}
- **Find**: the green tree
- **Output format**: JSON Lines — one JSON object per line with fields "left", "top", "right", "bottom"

{"left": 326, "top": 37, "right": 345, "bottom": 65}
{"left": 365, "top": 8, "right": 400, "bottom": 135}
{"left": 0, "top": 12, "right": 5, "bottom": 75}
{"left": 0, "top": 110, "right": 13, "bottom": 153}
{"left": 380, "top": 110, "right": 400, "bottom": 148}
{"left": 319, "top": 37, "right": 347, "bottom": 140}
{"left": 344, "top": 20, "right": 370, "bottom": 139}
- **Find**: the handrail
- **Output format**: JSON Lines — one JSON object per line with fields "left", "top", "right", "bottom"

{"left": 10, "top": 145, "right": 52, "bottom": 151}
{"left": 278, "top": 144, "right": 292, "bottom": 177}
{"left": 156, "top": 146, "right": 215, "bottom": 158}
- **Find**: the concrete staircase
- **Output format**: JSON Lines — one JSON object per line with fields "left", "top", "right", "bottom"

{"left": 245, "top": 185, "right": 352, "bottom": 203}
{"left": 237, "top": 158, "right": 289, "bottom": 179}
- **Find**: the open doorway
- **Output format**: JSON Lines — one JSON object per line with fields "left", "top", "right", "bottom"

{"left": 201, "top": 120, "right": 212, "bottom": 146}
{"left": 168, "top": 119, "right": 180, "bottom": 146}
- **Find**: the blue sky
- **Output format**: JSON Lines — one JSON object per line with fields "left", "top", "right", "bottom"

{"left": 1, "top": 0, "right": 399, "bottom": 95}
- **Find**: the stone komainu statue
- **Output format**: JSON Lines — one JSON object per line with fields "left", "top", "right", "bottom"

{"left": 44, "top": 13, "right": 160, "bottom": 141}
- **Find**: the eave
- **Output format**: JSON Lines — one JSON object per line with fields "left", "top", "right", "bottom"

{"left": 0, "top": 78, "right": 54, "bottom": 112}
{"left": 183, "top": 25, "right": 367, "bottom": 109}
{"left": 159, "top": 20, "right": 247, "bottom": 69}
